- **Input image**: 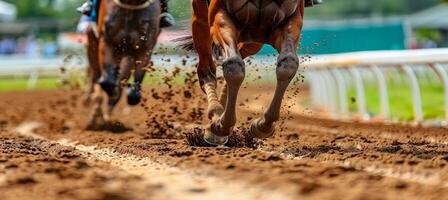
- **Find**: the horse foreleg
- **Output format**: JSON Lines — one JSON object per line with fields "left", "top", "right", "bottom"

{"left": 204, "top": 10, "right": 244, "bottom": 145}
{"left": 106, "top": 56, "right": 133, "bottom": 117}
{"left": 250, "top": 12, "right": 303, "bottom": 139}
{"left": 84, "top": 26, "right": 101, "bottom": 106}
{"left": 127, "top": 56, "right": 149, "bottom": 106}
{"left": 87, "top": 84, "right": 106, "bottom": 129}
{"left": 192, "top": 0, "right": 224, "bottom": 119}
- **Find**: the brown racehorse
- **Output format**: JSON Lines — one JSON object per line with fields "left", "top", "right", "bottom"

{"left": 84, "top": 0, "right": 161, "bottom": 129}
{"left": 182, "top": 0, "right": 304, "bottom": 145}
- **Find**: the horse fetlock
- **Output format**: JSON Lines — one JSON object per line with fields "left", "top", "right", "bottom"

{"left": 198, "top": 69, "right": 217, "bottom": 90}
{"left": 99, "top": 70, "right": 118, "bottom": 96}
{"left": 277, "top": 54, "right": 299, "bottom": 81}
{"left": 250, "top": 118, "right": 276, "bottom": 139}
{"left": 222, "top": 57, "right": 245, "bottom": 86}
{"left": 207, "top": 101, "right": 224, "bottom": 120}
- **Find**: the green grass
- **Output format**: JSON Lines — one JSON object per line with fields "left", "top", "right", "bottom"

{"left": 0, "top": 71, "right": 187, "bottom": 93}
{"left": 348, "top": 79, "right": 445, "bottom": 121}
{"left": 0, "top": 77, "right": 60, "bottom": 92}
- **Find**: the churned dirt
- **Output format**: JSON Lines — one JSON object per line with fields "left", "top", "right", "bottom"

{"left": 1, "top": 65, "right": 448, "bottom": 199}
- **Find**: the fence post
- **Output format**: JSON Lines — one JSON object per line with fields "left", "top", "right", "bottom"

{"left": 370, "top": 65, "right": 390, "bottom": 119}
{"left": 316, "top": 71, "right": 330, "bottom": 112}
{"left": 330, "top": 69, "right": 349, "bottom": 117}
{"left": 306, "top": 72, "right": 320, "bottom": 109}
{"left": 349, "top": 68, "right": 369, "bottom": 121}
{"left": 27, "top": 70, "right": 39, "bottom": 90}
{"left": 322, "top": 70, "right": 338, "bottom": 118}
{"left": 431, "top": 64, "right": 448, "bottom": 125}
{"left": 402, "top": 65, "right": 423, "bottom": 124}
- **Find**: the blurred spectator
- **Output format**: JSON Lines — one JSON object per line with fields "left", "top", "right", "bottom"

{"left": 0, "top": 36, "right": 59, "bottom": 57}
{"left": 24, "top": 38, "right": 39, "bottom": 57}
{"left": 0, "top": 38, "right": 17, "bottom": 55}
{"left": 422, "top": 39, "right": 437, "bottom": 49}
{"left": 42, "top": 41, "right": 59, "bottom": 57}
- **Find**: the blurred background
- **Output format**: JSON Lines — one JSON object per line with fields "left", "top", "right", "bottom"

{"left": 1, "top": 0, "right": 448, "bottom": 123}
{"left": 1, "top": 0, "right": 447, "bottom": 56}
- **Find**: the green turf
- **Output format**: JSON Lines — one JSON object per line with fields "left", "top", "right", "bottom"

{"left": 348, "top": 80, "right": 445, "bottom": 121}
{"left": 0, "top": 77, "right": 60, "bottom": 92}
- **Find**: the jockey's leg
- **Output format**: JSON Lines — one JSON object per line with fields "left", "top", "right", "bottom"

{"left": 77, "top": 0, "right": 93, "bottom": 15}
{"left": 160, "top": 0, "right": 175, "bottom": 28}
{"left": 305, "top": 0, "right": 323, "bottom": 7}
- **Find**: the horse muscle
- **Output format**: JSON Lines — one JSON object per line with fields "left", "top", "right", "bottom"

{"left": 225, "top": 0, "right": 299, "bottom": 28}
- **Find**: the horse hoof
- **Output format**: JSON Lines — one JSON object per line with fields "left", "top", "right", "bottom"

{"left": 250, "top": 118, "right": 275, "bottom": 139}
{"left": 99, "top": 76, "right": 116, "bottom": 96}
{"left": 204, "top": 124, "right": 228, "bottom": 146}
{"left": 126, "top": 85, "right": 141, "bottom": 106}
{"left": 87, "top": 111, "right": 106, "bottom": 130}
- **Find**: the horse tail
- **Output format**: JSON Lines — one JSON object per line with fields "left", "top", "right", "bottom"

{"left": 172, "top": 33, "right": 195, "bottom": 52}
{"left": 173, "top": 32, "right": 222, "bottom": 61}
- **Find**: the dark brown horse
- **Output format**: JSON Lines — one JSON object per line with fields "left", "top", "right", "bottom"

{"left": 182, "top": 0, "right": 304, "bottom": 145}
{"left": 84, "top": 0, "right": 161, "bottom": 128}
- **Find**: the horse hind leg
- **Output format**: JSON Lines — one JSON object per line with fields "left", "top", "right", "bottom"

{"left": 204, "top": 10, "right": 245, "bottom": 145}
{"left": 84, "top": 25, "right": 101, "bottom": 106}
{"left": 250, "top": 19, "right": 301, "bottom": 139}
{"left": 191, "top": 0, "right": 224, "bottom": 121}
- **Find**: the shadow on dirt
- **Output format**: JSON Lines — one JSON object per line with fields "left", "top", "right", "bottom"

{"left": 185, "top": 127, "right": 260, "bottom": 149}
{"left": 85, "top": 121, "right": 133, "bottom": 133}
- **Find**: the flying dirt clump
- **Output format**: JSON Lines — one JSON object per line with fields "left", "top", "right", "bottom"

{"left": 140, "top": 67, "right": 207, "bottom": 139}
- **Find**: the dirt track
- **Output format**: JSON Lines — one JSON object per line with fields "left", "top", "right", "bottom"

{"left": 1, "top": 76, "right": 448, "bottom": 199}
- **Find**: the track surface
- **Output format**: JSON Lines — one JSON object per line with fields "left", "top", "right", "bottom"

{"left": 1, "top": 78, "right": 448, "bottom": 199}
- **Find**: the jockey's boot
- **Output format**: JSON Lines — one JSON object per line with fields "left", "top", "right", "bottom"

{"left": 160, "top": 0, "right": 175, "bottom": 28}
{"left": 77, "top": 1, "right": 93, "bottom": 15}
{"left": 305, "top": 0, "right": 323, "bottom": 7}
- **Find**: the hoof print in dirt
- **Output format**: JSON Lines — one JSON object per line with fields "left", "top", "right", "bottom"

{"left": 185, "top": 128, "right": 260, "bottom": 148}
{"left": 86, "top": 121, "right": 132, "bottom": 133}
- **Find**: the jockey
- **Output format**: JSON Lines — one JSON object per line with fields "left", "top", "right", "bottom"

{"left": 77, "top": 0, "right": 175, "bottom": 28}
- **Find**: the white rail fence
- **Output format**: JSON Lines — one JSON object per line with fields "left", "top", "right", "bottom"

{"left": 0, "top": 55, "right": 187, "bottom": 90}
{"left": 303, "top": 48, "right": 448, "bottom": 126}
{"left": 0, "top": 55, "right": 86, "bottom": 90}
